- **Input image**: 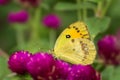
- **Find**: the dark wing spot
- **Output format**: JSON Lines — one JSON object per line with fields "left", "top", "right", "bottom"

{"left": 71, "top": 39, "right": 75, "bottom": 43}
{"left": 82, "top": 36, "right": 84, "bottom": 38}
{"left": 73, "top": 48, "right": 75, "bottom": 51}
{"left": 81, "top": 43, "right": 89, "bottom": 55}
{"left": 86, "top": 38, "right": 90, "bottom": 39}
{"left": 75, "top": 28, "right": 78, "bottom": 30}
{"left": 73, "top": 26, "right": 76, "bottom": 28}
{"left": 82, "top": 56, "right": 87, "bottom": 61}
{"left": 80, "top": 41, "right": 83, "bottom": 44}
{"left": 66, "top": 35, "right": 71, "bottom": 38}
{"left": 77, "top": 30, "right": 80, "bottom": 33}
{"left": 84, "top": 50, "right": 89, "bottom": 55}
{"left": 80, "top": 33, "right": 82, "bottom": 35}
{"left": 83, "top": 34, "right": 88, "bottom": 37}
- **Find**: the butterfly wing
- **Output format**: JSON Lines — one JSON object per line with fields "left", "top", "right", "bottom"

{"left": 64, "top": 21, "right": 90, "bottom": 39}
{"left": 54, "top": 38, "right": 96, "bottom": 65}
{"left": 53, "top": 21, "right": 96, "bottom": 65}
{"left": 54, "top": 21, "right": 90, "bottom": 51}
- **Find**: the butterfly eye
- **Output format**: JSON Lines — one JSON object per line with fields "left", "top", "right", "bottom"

{"left": 66, "top": 35, "right": 71, "bottom": 38}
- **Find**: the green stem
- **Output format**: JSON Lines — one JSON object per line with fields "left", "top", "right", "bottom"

{"left": 96, "top": 1, "right": 103, "bottom": 18}
{"left": 76, "top": 0, "right": 82, "bottom": 21}
{"left": 30, "top": 8, "right": 41, "bottom": 42}
{"left": 102, "top": 0, "right": 112, "bottom": 17}
{"left": 83, "top": 0, "right": 87, "bottom": 21}
{"left": 15, "top": 24, "right": 25, "bottom": 49}
{"left": 49, "top": 29, "right": 56, "bottom": 49}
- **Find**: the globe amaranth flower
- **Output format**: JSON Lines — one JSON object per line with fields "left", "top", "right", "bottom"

{"left": 67, "top": 65, "right": 100, "bottom": 80}
{"left": 98, "top": 35, "right": 120, "bottom": 65}
{"left": 27, "top": 52, "right": 57, "bottom": 80}
{"left": 8, "top": 50, "right": 32, "bottom": 74}
{"left": 17, "top": 0, "right": 41, "bottom": 7}
{"left": 0, "top": 0, "right": 9, "bottom": 5}
{"left": 8, "top": 10, "right": 29, "bottom": 23}
{"left": 54, "top": 60, "right": 71, "bottom": 79}
{"left": 42, "top": 14, "right": 61, "bottom": 29}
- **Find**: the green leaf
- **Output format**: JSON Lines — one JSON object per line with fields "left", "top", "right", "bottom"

{"left": 102, "top": 66, "right": 114, "bottom": 80}
{"left": 102, "top": 66, "right": 120, "bottom": 80}
{"left": 54, "top": 2, "right": 96, "bottom": 11}
{"left": 54, "top": 2, "right": 78, "bottom": 11}
{"left": 0, "top": 57, "right": 10, "bottom": 80}
{"left": 41, "top": 3, "right": 50, "bottom": 11}
{"left": 85, "top": 17, "right": 111, "bottom": 40}
{"left": 22, "top": 39, "right": 50, "bottom": 53}
{"left": 108, "top": 0, "right": 120, "bottom": 17}
{"left": 110, "top": 66, "right": 120, "bottom": 80}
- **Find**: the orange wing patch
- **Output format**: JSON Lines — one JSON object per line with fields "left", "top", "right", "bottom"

{"left": 64, "top": 22, "right": 90, "bottom": 39}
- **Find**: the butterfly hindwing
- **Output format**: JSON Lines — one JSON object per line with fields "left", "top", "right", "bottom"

{"left": 54, "top": 38, "right": 96, "bottom": 65}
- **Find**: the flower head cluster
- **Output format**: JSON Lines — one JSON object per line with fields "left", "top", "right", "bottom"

{"left": 8, "top": 51, "right": 100, "bottom": 80}
{"left": 27, "top": 52, "right": 56, "bottom": 80}
{"left": 8, "top": 50, "right": 32, "bottom": 74}
{"left": 8, "top": 10, "right": 29, "bottom": 23}
{"left": 54, "top": 60, "right": 71, "bottom": 79}
{"left": 42, "top": 14, "right": 61, "bottom": 29}
{"left": 98, "top": 35, "right": 120, "bottom": 65}
{"left": 68, "top": 65, "right": 100, "bottom": 80}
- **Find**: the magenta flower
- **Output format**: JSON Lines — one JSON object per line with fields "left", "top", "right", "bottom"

{"left": 98, "top": 35, "right": 120, "bottom": 65}
{"left": 8, "top": 51, "right": 101, "bottom": 80}
{"left": 27, "top": 52, "right": 56, "bottom": 80}
{"left": 42, "top": 14, "right": 61, "bottom": 29}
{"left": 0, "top": 0, "right": 9, "bottom": 5}
{"left": 67, "top": 65, "right": 100, "bottom": 80}
{"left": 8, "top": 10, "right": 29, "bottom": 23}
{"left": 54, "top": 60, "right": 71, "bottom": 79}
{"left": 8, "top": 50, "right": 32, "bottom": 74}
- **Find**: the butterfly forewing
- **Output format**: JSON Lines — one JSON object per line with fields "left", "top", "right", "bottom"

{"left": 67, "top": 22, "right": 90, "bottom": 39}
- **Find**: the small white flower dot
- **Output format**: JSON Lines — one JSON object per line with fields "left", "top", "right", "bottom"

{"left": 13, "top": 55, "right": 17, "bottom": 59}
{"left": 28, "top": 54, "right": 30, "bottom": 57}
{"left": 24, "top": 51, "right": 26, "bottom": 54}
{"left": 21, "top": 57, "right": 23, "bottom": 60}
{"left": 30, "top": 58, "right": 33, "bottom": 61}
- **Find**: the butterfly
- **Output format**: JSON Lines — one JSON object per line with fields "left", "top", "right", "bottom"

{"left": 53, "top": 21, "right": 96, "bottom": 65}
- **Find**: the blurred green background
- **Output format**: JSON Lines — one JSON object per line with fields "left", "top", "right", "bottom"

{"left": 0, "top": 0, "right": 120, "bottom": 80}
